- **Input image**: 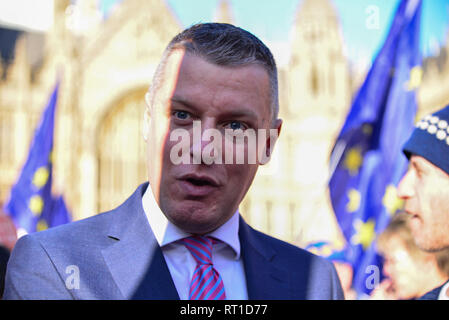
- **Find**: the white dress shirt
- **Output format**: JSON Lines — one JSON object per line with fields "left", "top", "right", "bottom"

{"left": 141, "top": 186, "right": 248, "bottom": 300}
{"left": 438, "top": 281, "right": 449, "bottom": 300}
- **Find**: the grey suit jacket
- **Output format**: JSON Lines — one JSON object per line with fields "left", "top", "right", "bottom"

{"left": 3, "top": 183, "right": 344, "bottom": 299}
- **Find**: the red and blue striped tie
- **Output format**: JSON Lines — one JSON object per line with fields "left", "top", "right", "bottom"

{"left": 181, "top": 235, "right": 226, "bottom": 300}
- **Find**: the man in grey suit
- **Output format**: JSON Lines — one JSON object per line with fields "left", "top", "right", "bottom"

{"left": 4, "top": 23, "right": 344, "bottom": 300}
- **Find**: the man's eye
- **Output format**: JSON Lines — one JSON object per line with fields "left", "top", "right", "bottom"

{"left": 173, "top": 111, "right": 190, "bottom": 120}
{"left": 226, "top": 121, "right": 246, "bottom": 130}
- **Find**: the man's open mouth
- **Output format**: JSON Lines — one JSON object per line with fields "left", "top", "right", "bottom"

{"left": 185, "top": 177, "right": 215, "bottom": 187}
{"left": 177, "top": 174, "right": 220, "bottom": 197}
{"left": 180, "top": 174, "right": 219, "bottom": 187}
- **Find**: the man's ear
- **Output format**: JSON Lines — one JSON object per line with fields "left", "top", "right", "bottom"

{"left": 260, "top": 119, "right": 282, "bottom": 165}
{"left": 274, "top": 118, "right": 282, "bottom": 138}
{"left": 143, "top": 92, "right": 152, "bottom": 142}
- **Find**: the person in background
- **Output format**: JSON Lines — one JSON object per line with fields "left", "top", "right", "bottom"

{"left": 371, "top": 213, "right": 449, "bottom": 300}
{"left": 0, "top": 202, "right": 15, "bottom": 299}
{"left": 397, "top": 104, "right": 449, "bottom": 299}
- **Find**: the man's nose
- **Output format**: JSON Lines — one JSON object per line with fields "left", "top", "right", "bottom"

{"left": 190, "top": 120, "right": 222, "bottom": 165}
{"left": 397, "top": 170, "right": 414, "bottom": 199}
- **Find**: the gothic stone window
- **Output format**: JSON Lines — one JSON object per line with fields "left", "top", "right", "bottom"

{"left": 97, "top": 88, "right": 148, "bottom": 213}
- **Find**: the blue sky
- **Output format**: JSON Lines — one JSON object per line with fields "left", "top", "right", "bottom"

{"left": 156, "top": 0, "right": 449, "bottom": 64}
{"left": 1, "top": 0, "right": 446, "bottom": 65}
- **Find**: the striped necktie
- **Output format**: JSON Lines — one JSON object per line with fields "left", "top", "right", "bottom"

{"left": 181, "top": 235, "right": 226, "bottom": 300}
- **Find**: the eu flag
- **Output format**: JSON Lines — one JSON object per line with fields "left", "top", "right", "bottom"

{"left": 328, "top": 0, "right": 422, "bottom": 297}
{"left": 3, "top": 82, "right": 71, "bottom": 235}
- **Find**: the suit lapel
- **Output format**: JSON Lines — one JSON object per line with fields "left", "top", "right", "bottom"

{"left": 101, "top": 183, "right": 179, "bottom": 300}
{"left": 239, "top": 217, "right": 291, "bottom": 299}
{"left": 100, "top": 186, "right": 291, "bottom": 300}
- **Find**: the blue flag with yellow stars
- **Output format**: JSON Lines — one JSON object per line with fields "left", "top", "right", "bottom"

{"left": 328, "top": 0, "right": 422, "bottom": 297}
{"left": 3, "top": 82, "right": 71, "bottom": 235}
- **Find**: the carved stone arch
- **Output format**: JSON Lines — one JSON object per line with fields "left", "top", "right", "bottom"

{"left": 95, "top": 86, "right": 148, "bottom": 213}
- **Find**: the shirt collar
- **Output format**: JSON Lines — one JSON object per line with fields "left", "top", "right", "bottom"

{"left": 141, "top": 185, "right": 241, "bottom": 259}
{"left": 438, "top": 280, "right": 449, "bottom": 300}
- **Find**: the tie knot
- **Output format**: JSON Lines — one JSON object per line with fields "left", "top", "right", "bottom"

{"left": 181, "top": 235, "right": 216, "bottom": 265}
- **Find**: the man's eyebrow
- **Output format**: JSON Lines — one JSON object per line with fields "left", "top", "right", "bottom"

{"left": 219, "top": 109, "right": 259, "bottom": 121}
{"left": 170, "top": 97, "right": 199, "bottom": 112}
{"left": 171, "top": 96, "right": 260, "bottom": 120}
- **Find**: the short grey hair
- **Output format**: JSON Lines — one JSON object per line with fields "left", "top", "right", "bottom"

{"left": 148, "top": 23, "right": 279, "bottom": 122}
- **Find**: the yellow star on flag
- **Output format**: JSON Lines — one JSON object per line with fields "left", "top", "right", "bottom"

{"left": 32, "top": 166, "right": 50, "bottom": 188}
{"left": 320, "top": 244, "right": 333, "bottom": 257}
{"left": 405, "top": 66, "right": 423, "bottom": 91}
{"left": 334, "top": 238, "right": 345, "bottom": 251}
{"left": 351, "top": 219, "right": 376, "bottom": 250}
{"left": 29, "top": 195, "right": 44, "bottom": 216}
{"left": 36, "top": 219, "right": 48, "bottom": 232}
{"left": 382, "top": 185, "right": 404, "bottom": 215}
{"left": 346, "top": 189, "right": 361, "bottom": 213}
{"left": 344, "top": 148, "right": 363, "bottom": 175}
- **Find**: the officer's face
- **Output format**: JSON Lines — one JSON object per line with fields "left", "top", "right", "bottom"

{"left": 398, "top": 155, "right": 449, "bottom": 251}
{"left": 380, "top": 235, "right": 434, "bottom": 299}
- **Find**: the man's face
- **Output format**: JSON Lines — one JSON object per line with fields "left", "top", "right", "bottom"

{"left": 397, "top": 155, "right": 449, "bottom": 251}
{"left": 380, "top": 235, "right": 431, "bottom": 299}
{"left": 145, "top": 50, "right": 281, "bottom": 234}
